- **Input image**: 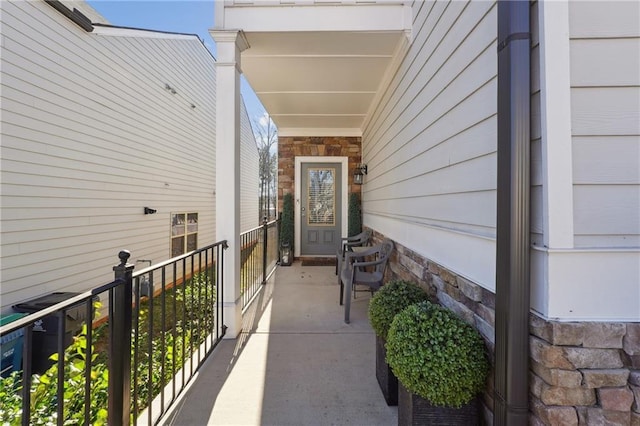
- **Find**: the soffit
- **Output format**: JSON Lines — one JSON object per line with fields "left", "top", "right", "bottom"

{"left": 223, "top": 3, "right": 411, "bottom": 136}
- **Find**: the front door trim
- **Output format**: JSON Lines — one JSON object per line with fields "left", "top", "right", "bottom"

{"left": 295, "top": 156, "right": 348, "bottom": 257}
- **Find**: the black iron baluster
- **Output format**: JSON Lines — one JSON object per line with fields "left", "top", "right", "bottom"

{"left": 160, "top": 266, "right": 166, "bottom": 416}
{"left": 21, "top": 325, "right": 33, "bottom": 426}
{"left": 147, "top": 271, "right": 154, "bottom": 426}
{"left": 56, "top": 310, "right": 66, "bottom": 426}
{"left": 196, "top": 252, "right": 202, "bottom": 365}
{"left": 181, "top": 256, "right": 186, "bottom": 391}
{"left": 172, "top": 262, "right": 177, "bottom": 400}
{"left": 133, "top": 276, "right": 141, "bottom": 424}
{"left": 204, "top": 248, "right": 210, "bottom": 353}
{"left": 189, "top": 256, "right": 195, "bottom": 376}
{"left": 262, "top": 218, "right": 268, "bottom": 285}
{"left": 83, "top": 299, "right": 93, "bottom": 426}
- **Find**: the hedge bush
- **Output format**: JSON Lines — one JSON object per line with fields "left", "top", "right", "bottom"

{"left": 347, "top": 193, "right": 362, "bottom": 237}
{"left": 280, "top": 193, "right": 294, "bottom": 250}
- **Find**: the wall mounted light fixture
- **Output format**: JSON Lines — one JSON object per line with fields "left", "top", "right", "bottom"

{"left": 144, "top": 207, "right": 157, "bottom": 215}
{"left": 353, "top": 163, "right": 368, "bottom": 185}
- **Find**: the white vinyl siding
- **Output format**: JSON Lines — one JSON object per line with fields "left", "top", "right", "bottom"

{"left": 0, "top": 1, "right": 217, "bottom": 312}
{"left": 240, "top": 99, "right": 259, "bottom": 233}
{"left": 531, "top": 0, "right": 639, "bottom": 320}
{"left": 568, "top": 1, "right": 640, "bottom": 248}
{"left": 362, "top": 1, "right": 498, "bottom": 290}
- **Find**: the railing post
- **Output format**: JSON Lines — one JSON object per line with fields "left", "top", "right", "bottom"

{"left": 277, "top": 212, "right": 282, "bottom": 264}
{"left": 262, "top": 217, "right": 268, "bottom": 285}
{"left": 110, "top": 250, "right": 134, "bottom": 426}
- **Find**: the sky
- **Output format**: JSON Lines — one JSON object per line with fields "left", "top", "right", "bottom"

{"left": 86, "top": 1, "right": 268, "bottom": 128}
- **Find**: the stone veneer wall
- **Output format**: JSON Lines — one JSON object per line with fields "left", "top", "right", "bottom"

{"left": 368, "top": 228, "right": 640, "bottom": 425}
{"left": 277, "top": 136, "right": 362, "bottom": 213}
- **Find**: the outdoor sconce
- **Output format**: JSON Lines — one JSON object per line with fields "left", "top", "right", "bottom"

{"left": 353, "top": 163, "right": 368, "bottom": 185}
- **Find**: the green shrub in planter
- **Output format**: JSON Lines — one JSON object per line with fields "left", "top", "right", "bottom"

{"left": 368, "top": 280, "right": 427, "bottom": 406}
{"left": 368, "top": 280, "right": 428, "bottom": 340}
{"left": 347, "top": 192, "right": 362, "bottom": 237}
{"left": 386, "top": 301, "right": 489, "bottom": 408}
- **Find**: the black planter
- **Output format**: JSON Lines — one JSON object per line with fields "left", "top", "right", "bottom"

{"left": 398, "top": 383, "right": 480, "bottom": 426}
{"left": 376, "top": 335, "right": 398, "bottom": 406}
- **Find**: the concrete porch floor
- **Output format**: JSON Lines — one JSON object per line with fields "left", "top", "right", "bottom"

{"left": 160, "top": 262, "right": 398, "bottom": 426}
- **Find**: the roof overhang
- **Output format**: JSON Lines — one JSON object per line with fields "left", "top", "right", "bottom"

{"left": 215, "top": 2, "right": 412, "bottom": 137}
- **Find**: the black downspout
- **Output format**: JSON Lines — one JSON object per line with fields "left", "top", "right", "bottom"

{"left": 495, "top": 1, "right": 531, "bottom": 425}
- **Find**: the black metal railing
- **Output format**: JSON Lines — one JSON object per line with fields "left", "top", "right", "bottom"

{"left": 0, "top": 241, "right": 227, "bottom": 426}
{"left": 0, "top": 254, "right": 132, "bottom": 426}
{"left": 130, "top": 241, "right": 227, "bottom": 425}
{"left": 240, "top": 218, "right": 279, "bottom": 310}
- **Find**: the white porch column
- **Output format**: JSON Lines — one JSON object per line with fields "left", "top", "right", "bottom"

{"left": 538, "top": 1, "right": 574, "bottom": 249}
{"left": 210, "top": 29, "right": 249, "bottom": 338}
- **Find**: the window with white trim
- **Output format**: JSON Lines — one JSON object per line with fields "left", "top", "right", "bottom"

{"left": 171, "top": 212, "right": 198, "bottom": 257}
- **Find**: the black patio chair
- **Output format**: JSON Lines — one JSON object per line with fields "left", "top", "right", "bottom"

{"left": 339, "top": 239, "right": 394, "bottom": 324}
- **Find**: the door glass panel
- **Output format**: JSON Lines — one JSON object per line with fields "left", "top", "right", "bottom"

{"left": 307, "top": 168, "right": 335, "bottom": 226}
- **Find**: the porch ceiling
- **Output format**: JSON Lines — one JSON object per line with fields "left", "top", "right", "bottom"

{"left": 218, "top": 2, "right": 411, "bottom": 137}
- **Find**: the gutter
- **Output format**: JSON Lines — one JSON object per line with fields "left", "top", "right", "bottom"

{"left": 45, "top": 0, "right": 93, "bottom": 32}
{"left": 494, "top": 1, "right": 531, "bottom": 425}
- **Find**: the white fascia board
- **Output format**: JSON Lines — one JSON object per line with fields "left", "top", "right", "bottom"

{"left": 223, "top": 4, "right": 411, "bottom": 33}
{"left": 278, "top": 127, "right": 362, "bottom": 137}
{"left": 539, "top": 246, "right": 640, "bottom": 321}
{"left": 92, "top": 25, "right": 200, "bottom": 41}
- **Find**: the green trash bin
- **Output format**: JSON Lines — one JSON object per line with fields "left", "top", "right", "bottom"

{"left": 1, "top": 312, "right": 27, "bottom": 378}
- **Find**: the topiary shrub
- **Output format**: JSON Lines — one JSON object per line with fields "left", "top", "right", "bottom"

{"left": 347, "top": 192, "right": 362, "bottom": 237}
{"left": 280, "top": 193, "right": 294, "bottom": 250}
{"left": 385, "top": 301, "right": 489, "bottom": 408}
{"left": 368, "top": 280, "right": 428, "bottom": 340}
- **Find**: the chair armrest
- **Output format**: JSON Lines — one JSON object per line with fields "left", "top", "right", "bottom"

{"left": 353, "top": 259, "right": 384, "bottom": 269}
{"left": 345, "top": 245, "right": 380, "bottom": 259}
{"left": 344, "top": 251, "right": 363, "bottom": 263}
{"left": 338, "top": 241, "right": 353, "bottom": 255}
{"left": 344, "top": 240, "right": 363, "bottom": 249}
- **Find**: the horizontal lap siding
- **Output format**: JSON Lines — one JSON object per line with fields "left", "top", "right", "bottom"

{"left": 362, "top": 1, "right": 498, "bottom": 290}
{"left": 568, "top": 1, "right": 640, "bottom": 248}
{"left": 240, "top": 99, "right": 259, "bottom": 233}
{"left": 0, "top": 1, "right": 217, "bottom": 311}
